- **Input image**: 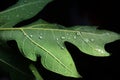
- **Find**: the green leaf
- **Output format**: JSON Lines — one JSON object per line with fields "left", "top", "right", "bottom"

{"left": 0, "top": 46, "right": 34, "bottom": 80}
{"left": 0, "top": 0, "right": 52, "bottom": 28}
{"left": 0, "top": 24, "right": 120, "bottom": 78}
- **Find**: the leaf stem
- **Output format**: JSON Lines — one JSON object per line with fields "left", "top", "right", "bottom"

{"left": 29, "top": 64, "right": 43, "bottom": 80}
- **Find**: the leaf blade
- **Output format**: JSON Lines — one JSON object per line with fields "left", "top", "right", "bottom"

{"left": 20, "top": 28, "right": 80, "bottom": 77}
{"left": 0, "top": 25, "right": 120, "bottom": 78}
{"left": 0, "top": 0, "right": 52, "bottom": 28}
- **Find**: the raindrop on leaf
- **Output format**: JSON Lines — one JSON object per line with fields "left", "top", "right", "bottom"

{"left": 73, "top": 36, "right": 77, "bottom": 39}
{"left": 95, "top": 48, "right": 104, "bottom": 53}
{"left": 56, "top": 38, "right": 59, "bottom": 40}
{"left": 61, "top": 46, "right": 64, "bottom": 49}
{"left": 57, "top": 41, "right": 64, "bottom": 50}
{"left": 61, "top": 36, "right": 65, "bottom": 39}
{"left": 84, "top": 39, "right": 90, "bottom": 42}
{"left": 39, "top": 36, "right": 42, "bottom": 39}
{"left": 30, "top": 35, "right": 33, "bottom": 38}
{"left": 76, "top": 32, "right": 80, "bottom": 35}
{"left": 90, "top": 39, "right": 94, "bottom": 42}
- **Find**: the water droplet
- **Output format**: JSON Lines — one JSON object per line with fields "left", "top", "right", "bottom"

{"left": 96, "top": 49, "right": 104, "bottom": 53}
{"left": 76, "top": 32, "right": 80, "bottom": 35}
{"left": 57, "top": 41, "right": 64, "bottom": 50}
{"left": 84, "top": 39, "right": 89, "bottom": 42}
{"left": 39, "top": 36, "right": 42, "bottom": 39}
{"left": 61, "top": 36, "right": 65, "bottom": 39}
{"left": 61, "top": 46, "right": 64, "bottom": 49}
{"left": 90, "top": 39, "right": 94, "bottom": 42}
{"left": 30, "top": 35, "right": 33, "bottom": 38}
{"left": 32, "top": 70, "right": 35, "bottom": 73}
{"left": 56, "top": 38, "right": 59, "bottom": 40}
{"left": 73, "top": 36, "right": 76, "bottom": 39}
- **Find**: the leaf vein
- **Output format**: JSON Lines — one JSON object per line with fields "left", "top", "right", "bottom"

{"left": 0, "top": 1, "right": 41, "bottom": 14}
{"left": 20, "top": 29, "right": 72, "bottom": 72}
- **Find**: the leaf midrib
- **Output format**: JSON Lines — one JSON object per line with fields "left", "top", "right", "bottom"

{"left": 0, "top": 27, "right": 105, "bottom": 35}
{"left": 20, "top": 29, "right": 73, "bottom": 73}
{"left": 0, "top": 1, "right": 41, "bottom": 14}
{"left": 0, "top": 27, "right": 76, "bottom": 32}
{"left": 0, "top": 27, "right": 108, "bottom": 56}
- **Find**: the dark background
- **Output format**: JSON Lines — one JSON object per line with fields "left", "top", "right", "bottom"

{"left": 0, "top": 0, "right": 120, "bottom": 80}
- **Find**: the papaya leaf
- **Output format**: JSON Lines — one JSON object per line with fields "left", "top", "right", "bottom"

{"left": 0, "top": 46, "right": 34, "bottom": 80}
{"left": 0, "top": 23, "right": 120, "bottom": 78}
{"left": 0, "top": 0, "right": 52, "bottom": 28}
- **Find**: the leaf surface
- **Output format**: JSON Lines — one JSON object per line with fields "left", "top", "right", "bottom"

{"left": 0, "top": 0, "right": 52, "bottom": 28}
{"left": 0, "top": 24, "right": 120, "bottom": 78}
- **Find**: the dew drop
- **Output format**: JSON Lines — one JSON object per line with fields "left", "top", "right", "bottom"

{"left": 39, "top": 36, "right": 42, "bottom": 39}
{"left": 61, "top": 46, "right": 64, "bottom": 49}
{"left": 61, "top": 36, "right": 65, "bottom": 39}
{"left": 32, "top": 70, "right": 35, "bottom": 73}
{"left": 29, "top": 35, "right": 33, "bottom": 38}
{"left": 73, "top": 36, "right": 77, "bottom": 39}
{"left": 76, "top": 32, "right": 80, "bottom": 35}
{"left": 96, "top": 49, "right": 104, "bottom": 53}
{"left": 56, "top": 38, "right": 59, "bottom": 40}
{"left": 84, "top": 39, "right": 89, "bottom": 42}
{"left": 90, "top": 38, "right": 94, "bottom": 42}
{"left": 57, "top": 41, "right": 64, "bottom": 50}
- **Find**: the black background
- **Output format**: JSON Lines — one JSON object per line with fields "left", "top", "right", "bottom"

{"left": 0, "top": 0, "right": 120, "bottom": 80}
